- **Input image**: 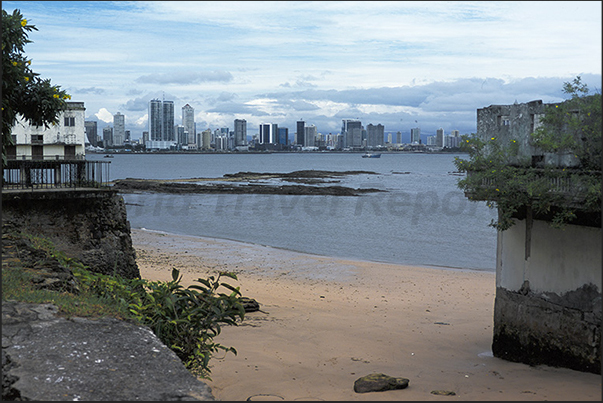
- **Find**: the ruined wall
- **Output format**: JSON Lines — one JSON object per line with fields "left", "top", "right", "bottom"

{"left": 2, "top": 189, "right": 139, "bottom": 279}
{"left": 477, "top": 99, "right": 580, "bottom": 167}
{"left": 492, "top": 218, "right": 601, "bottom": 374}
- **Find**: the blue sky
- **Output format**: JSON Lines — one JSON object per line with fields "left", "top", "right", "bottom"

{"left": 4, "top": 1, "right": 602, "bottom": 141}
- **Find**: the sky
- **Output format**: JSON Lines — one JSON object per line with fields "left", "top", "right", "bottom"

{"left": 4, "top": 1, "right": 602, "bottom": 142}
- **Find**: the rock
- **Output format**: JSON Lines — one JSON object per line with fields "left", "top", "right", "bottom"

{"left": 353, "top": 373, "right": 410, "bottom": 393}
{"left": 431, "top": 390, "right": 456, "bottom": 396}
{"left": 240, "top": 297, "right": 260, "bottom": 312}
{"left": 2, "top": 300, "right": 215, "bottom": 401}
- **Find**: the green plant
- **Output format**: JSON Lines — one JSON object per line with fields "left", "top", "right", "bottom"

{"left": 129, "top": 268, "right": 245, "bottom": 379}
{"left": 2, "top": 9, "right": 71, "bottom": 167}
{"left": 454, "top": 77, "right": 601, "bottom": 230}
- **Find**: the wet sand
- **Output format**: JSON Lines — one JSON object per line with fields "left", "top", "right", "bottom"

{"left": 131, "top": 228, "right": 601, "bottom": 401}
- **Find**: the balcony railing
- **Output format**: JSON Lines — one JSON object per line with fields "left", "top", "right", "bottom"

{"left": 464, "top": 168, "right": 600, "bottom": 208}
{"left": 2, "top": 159, "right": 111, "bottom": 190}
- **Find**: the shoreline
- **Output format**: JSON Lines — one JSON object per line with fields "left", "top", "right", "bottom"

{"left": 131, "top": 228, "right": 601, "bottom": 401}
{"left": 132, "top": 227, "right": 495, "bottom": 275}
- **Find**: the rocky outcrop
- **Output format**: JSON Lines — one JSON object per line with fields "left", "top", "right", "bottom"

{"left": 2, "top": 189, "right": 139, "bottom": 279}
{"left": 112, "top": 170, "right": 385, "bottom": 196}
{"left": 2, "top": 300, "right": 215, "bottom": 401}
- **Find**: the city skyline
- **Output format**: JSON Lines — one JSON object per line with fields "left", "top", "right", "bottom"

{"left": 4, "top": 1, "right": 601, "bottom": 139}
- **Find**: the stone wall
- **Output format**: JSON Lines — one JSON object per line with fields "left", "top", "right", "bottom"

{"left": 2, "top": 189, "right": 139, "bottom": 279}
{"left": 492, "top": 217, "right": 602, "bottom": 374}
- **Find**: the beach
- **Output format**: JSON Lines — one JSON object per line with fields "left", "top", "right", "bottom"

{"left": 131, "top": 228, "right": 601, "bottom": 401}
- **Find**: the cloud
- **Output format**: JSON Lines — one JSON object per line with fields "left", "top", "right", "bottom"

{"left": 135, "top": 70, "right": 234, "bottom": 85}
{"left": 123, "top": 97, "right": 151, "bottom": 112}
{"left": 95, "top": 108, "right": 113, "bottom": 123}
{"left": 72, "top": 87, "right": 106, "bottom": 95}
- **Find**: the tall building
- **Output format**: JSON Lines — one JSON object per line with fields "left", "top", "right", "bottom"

{"left": 148, "top": 99, "right": 163, "bottom": 141}
{"left": 436, "top": 127, "right": 444, "bottom": 148}
{"left": 84, "top": 121, "right": 98, "bottom": 146}
{"left": 103, "top": 126, "right": 113, "bottom": 147}
{"left": 296, "top": 120, "right": 305, "bottom": 146}
{"left": 162, "top": 100, "right": 174, "bottom": 141}
{"left": 148, "top": 98, "right": 175, "bottom": 143}
{"left": 259, "top": 123, "right": 271, "bottom": 144}
{"left": 278, "top": 127, "right": 288, "bottom": 145}
{"left": 305, "top": 125, "right": 317, "bottom": 146}
{"left": 113, "top": 112, "right": 125, "bottom": 146}
{"left": 182, "top": 104, "right": 195, "bottom": 145}
{"left": 366, "top": 123, "right": 384, "bottom": 148}
{"left": 411, "top": 127, "right": 421, "bottom": 144}
{"left": 234, "top": 119, "right": 247, "bottom": 146}
{"left": 341, "top": 119, "right": 362, "bottom": 148}
{"left": 396, "top": 131, "right": 401, "bottom": 144}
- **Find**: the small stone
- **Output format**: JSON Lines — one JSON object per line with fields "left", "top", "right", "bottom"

{"left": 353, "top": 373, "right": 409, "bottom": 393}
{"left": 431, "top": 390, "right": 456, "bottom": 396}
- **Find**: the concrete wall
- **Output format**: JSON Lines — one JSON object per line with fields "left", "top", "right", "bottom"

{"left": 477, "top": 100, "right": 580, "bottom": 167}
{"left": 493, "top": 217, "right": 601, "bottom": 373}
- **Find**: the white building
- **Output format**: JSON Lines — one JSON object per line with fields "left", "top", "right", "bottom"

{"left": 8, "top": 102, "right": 86, "bottom": 160}
{"left": 113, "top": 112, "right": 125, "bottom": 146}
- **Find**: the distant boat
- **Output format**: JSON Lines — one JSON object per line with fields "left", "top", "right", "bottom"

{"left": 362, "top": 153, "right": 381, "bottom": 158}
{"left": 103, "top": 154, "right": 114, "bottom": 158}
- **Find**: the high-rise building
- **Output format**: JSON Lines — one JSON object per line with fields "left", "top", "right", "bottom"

{"left": 259, "top": 123, "right": 271, "bottom": 144}
{"left": 103, "top": 126, "right": 113, "bottom": 147}
{"left": 367, "top": 123, "right": 384, "bottom": 148}
{"left": 341, "top": 119, "right": 362, "bottom": 148}
{"left": 149, "top": 99, "right": 175, "bottom": 143}
{"left": 278, "top": 127, "right": 288, "bottom": 145}
{"left": 305, "top": 125, "right": 317, "bottom": 146}
{"left": 84, "top": 121, "right": 98, "bottom": 146}
{"left": 182, "top": 104, "right": 195, "bottom": 145}
{"left": 113, "top": 112, "right": 125, "bottom": 146}
{"left": 411, "top": 127, "right": 421, "bottom": 144}
{"left": 149, "top": 99, "right": 162, "bottom": 141}
{"left": 436, "top": 128, "right": 444, "bottom": 148}
{"left": 162, "top": 101, "right": 174, "bottom": 141}
{"left": 234, "top": 119, "right": 247, "bottom": 146}
{"left": 296, "top": 120, "right": 305, "bottom": 146}
{"left": 396, "top": 131, "right": 402, "bottom": 144}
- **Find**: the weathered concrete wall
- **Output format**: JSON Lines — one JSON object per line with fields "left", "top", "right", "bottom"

{"left": 477, "top": 100, "right": 580, "bottom": 167}
{"left": 493, "top": 218, "right": 601, "bottom": 374}
{"left": 2, "top": 189, "right": 139, "bottom": 279}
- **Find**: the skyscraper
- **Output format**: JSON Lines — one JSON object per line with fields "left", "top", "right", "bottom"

{"left": 149, "top": 99, "right": 162, "bottom": 141}
{"left": 411, "top": 127, "right": 421, "bottom": 144}
{"left": 113, "top": 112, "right": 125, "bottom": 146}
{"left": 367, "top": 123, "right": 384, "bottom": 148}
{"left": 234, "top": 119, "right": 247, "bottom": 146}
{"left": 296, "top": 120, "right": 305, "bottom": 146}
{"left": 259, "top": 123, "right": 271, "bottom": 144}
{"left": 341, "top": 119, "right": 362, "bottom": 148}
{"left": 84, "top": 121, "right": 98, "bottom": 146}
{"left": 162, "top": 100, "right": 174, "bottom": 141}
{"left": 436, "top": 128, "right": 444, "bottom": 147}
{"left": 182, "top": 104, "right": 195, "bottom": 145}
{"left": 305, "top": 125, "right": 317, "bottom": 146}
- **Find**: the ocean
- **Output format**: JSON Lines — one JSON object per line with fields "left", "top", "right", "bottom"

{"left": 88, "top": 152, "right": 498, "bottom": 271}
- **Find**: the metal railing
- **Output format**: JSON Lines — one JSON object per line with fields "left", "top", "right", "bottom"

{"left": 2, "top": 160, "right": 111, "bottom": 190}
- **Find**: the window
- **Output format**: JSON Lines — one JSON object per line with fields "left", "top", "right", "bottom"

{"left": 30, "top": 134, "right": 44, "bottom": 144}
{"left": 64, "top": 116, "right": 75, "bottom": 127}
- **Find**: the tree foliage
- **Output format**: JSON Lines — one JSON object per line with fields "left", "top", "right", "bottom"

{"left": 2, "top": 9, "right": 71, "bottom": 166}
{"left": 454, "top": 76, "right": 601, "bottom": 231}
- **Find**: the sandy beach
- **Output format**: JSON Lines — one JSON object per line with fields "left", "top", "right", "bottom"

{"left": 131, "top": 228, "right": 601, "bottom": 401}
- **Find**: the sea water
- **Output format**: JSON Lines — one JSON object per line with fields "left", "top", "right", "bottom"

{"left": 88, "top": 152, "right": 498, "bottom": 271}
